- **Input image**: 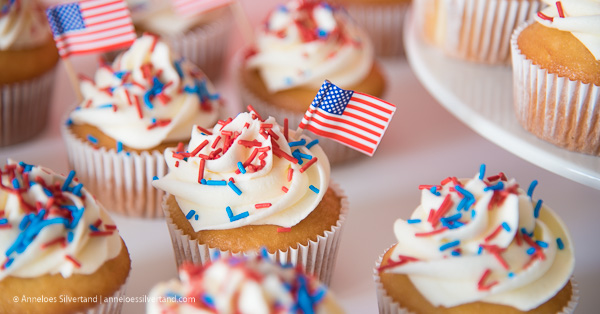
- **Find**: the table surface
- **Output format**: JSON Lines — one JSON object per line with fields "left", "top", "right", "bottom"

{"left": 1, "top": 1, "right": 599, "bottom": 313}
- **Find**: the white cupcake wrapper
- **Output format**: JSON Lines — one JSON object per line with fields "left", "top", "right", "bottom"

{"left": 414, "top": 0, "right": 542, "bottom": 64}
{"left": 164, "top": 181, "right": 349, "bottom": 286}
{"left": 511, "top": 22, "right": 600, "bottom": 156}
{"left": 344, "top": 2, "right": 410, "bottom": 57}
{"left": 80, "top": 276, "right": 128, "bottom": 314}
{"left": 373, "top": 245, "right": 579, "bottom": 314}
{"left": 0, "top": 66, "right": 57, "bottom": 147}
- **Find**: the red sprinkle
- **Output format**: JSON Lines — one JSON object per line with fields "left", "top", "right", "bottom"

{"left": 190, "top": 140, "right": 209, "bottom": 157}
{"left": 104, "top": 224, "right": 117, "bottom": 230}
{"left": 284, "top": 118, "right": 289, "bottom": 141}
{"left": 197, "top": 125, "right": 212, "bottom": 135}
{"left": 247, "top": 105, "right": 263, "bottom": 121}
{"left": 287, "top": 168, "right": 293, "bottom": 182}
{"left": 211, "top": 136, "right": 221, "bottom": 149}
{"left": 198, "top": 158, "right": 205, "bottom": 183}
{"left": 484, "top": 225, "right": 504, "bottom": 242}
{"left": 277, "top": 227, "right": 291, "bottom": 233}
{"left": 281, "top": 186, "right": 289, "bottom": 193}
{"left": 299, "top": 157, "right": 318, "bottom": 173}
{"left": 537, "top": 11, "right": 554, "bottom": 22}
{"left": 255, "top": 203, "right": 272, "bottom": 209}
{"left": 415, "top": 227, "right": 448, "bottom": 237}
{"left": 556, "top": 1, "right": 565, "bottom": 18}
{"left": 134, "top": 95, "right": 143, "bottom": 119}
{"left": 477, "top": 269, "right": 498, "bottom": 291}
{"left": 238, "top": 140, "right": 262, "bottom": 147}
{"left": 65, "top": 255, "right": 81, "bottom": 268}
{"left": 90, "top": 231, "right": 113, "bottom": 237}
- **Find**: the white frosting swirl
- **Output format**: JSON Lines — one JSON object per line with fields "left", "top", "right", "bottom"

{"left": 70, "top": 34, "right": 220, "bottom": 150}
{"left": 245, "top": 0, "right": 373, "bottom": 93}
{"left": 0, "top": 160, "right": 122, "bottom": 280}
{"left": 536, "top": 0, "right": 600, "bottom": 59}
{"left": 147, "top": 255, "right": 343, "bottom": 313}
{"left": 0, "top": 0, "right": 51, "bottom": 50}
{"left": 384, "top": 170, "right": 574, "bottom": 311}
{"left": 152, "top": 111, "right": 330, "bottom": 231}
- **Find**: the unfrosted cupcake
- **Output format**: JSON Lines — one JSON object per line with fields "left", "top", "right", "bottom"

{"left": 0, "top": 160, "right": 130, "bottom": 313}
{"left": 375, "top": 165, "right": 577, "bottom": 313}
{"left": 152, "top": 109, "right": 348, "bottom": 285}
{"left": 413, "top": 0, "right": 543, "bottom": 64}
{"left": 147, "top": 253, "right": 344, "bottom": 313}
{"left": 62, "top": 33, "right": 221, "bottom": 218}
{"left": 0, "top": 0, "right": 59, "bottom": 146}
{"left": 511, "top": 0, "right": 600, "bottom": 155}
{"left": 239, "top": 0, "right": 386, "bottom": 163}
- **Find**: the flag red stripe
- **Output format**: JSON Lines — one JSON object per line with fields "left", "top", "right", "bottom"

{"left": 303, "top": 125, "right": 374, "bottom": 155}
{"left": 352, "top": 92, "right": 396, "bottom": 114}
{"left": 56, "top": 29, "right": 133, "bottom": 46}
{"left": 335, "top": 109, "right": 385, "bottom": 129}
{"left": 81, "top": 0, "right": 123, "bottom": 11}
{"left": 82, "top": 7, "right": 127, "bottom": 19}
{"left": 54, "top": 22, "right": 130, "bottom": 39}
{"left": 60, "top": 41, "right": 133, "bottom": 57}
{"left": 345, "top": 103, "right": 389, "bottom": 123}
{"left": 304, "top": 110, "right": 383, "bottom": 137}
{"left": 85, "top": 14, "right": 129, "bottom": 27}
{"left": 301, "top": 116, "right": 378, "bottom": 145}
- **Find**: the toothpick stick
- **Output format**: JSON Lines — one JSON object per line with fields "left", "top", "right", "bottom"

{"left": 229, "top": 0, "right": 254, "bottom": 46}
{"left": 62, "top": 57, "right": 83, "bottom": 102}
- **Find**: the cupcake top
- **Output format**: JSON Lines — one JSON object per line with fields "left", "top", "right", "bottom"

{"left": 0, "top": 160, "right": 123, "bottom": 280}
{"left": 0, "top": 0, "right": 51, "bottom": 50}
{"left": 69, "top": 33, "right": 220, "bottom": 150}
{"left": 381, "top": 165, "right": 574, "bottom": 311}
{"left": 536, "top": 0, "right": 600, "bottom": 59}
{"left": 147, "top": 253, "right": 343, "bottom": 313}
{"left": 245, "top": 0, "right": 373, "bottom": 93}
{"left": 152, "top": 109, "right": 330, "bottom": 231}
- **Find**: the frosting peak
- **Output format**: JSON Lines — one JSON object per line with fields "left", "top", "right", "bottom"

{"left": 0, "top": 0, "right": 51, "bottom": 50}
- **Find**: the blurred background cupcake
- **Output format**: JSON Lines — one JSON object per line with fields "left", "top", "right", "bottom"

{"left": 62, "top": 34, "right": 222, "bottom": 218}
{"left": 0, "top": 0, "right": 59, "bottom": 147}
{"left": 511, "top": 0, "right": 600, "bottom": 156}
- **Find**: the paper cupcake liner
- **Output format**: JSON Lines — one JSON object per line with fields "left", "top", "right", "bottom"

{"left": 0, "top": 66, "right": 57, "bottom": 147}
{"left": 163, "top": 181, "right": 349, "bottom": 286}
{"left": 414, "top": 0, "right": 542, "bottom": 64}
{"left": 80, "top": 276, "right": 128, "bottom": 314}
{"left": 511, "top": 22, "right": 600, "bottom": 156}
{"left": 61, "top": 120, "right": 167, "bottom": 218}
{"left": 373, "top": 245, "right": 579, "bottom": 314}
{"left": 344, "top": 2, "right": 410, "bottom": 57}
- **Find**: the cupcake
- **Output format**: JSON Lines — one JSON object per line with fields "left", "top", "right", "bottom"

{"left": 238, "top": 0, "right": 386, "bottom": 164}
{"left": 413, "top": 0, "right": 543, "bottom": 64}
{"left": 511, "top": 0, "right": 600, "bottom": 155}
{"left": 0, "top": 160, "right": 130, "bottom": 313}
{"left": 0, "top": 0, "right": 59, "bottom": 147}
{"left": 152, "top": 109, "right": 348, "bottom": 285}
{"left": 125, "top": 0, "right": 231, "bottom": 80}
{"left": 335, "top": 0, "right": 411, "bottom": 57}
{"left": 375, "top": 165, "right": 577, "bottom": 313}
{"left": 62, "top": 33, "right": 221, "bottom": 218}
{"left": 147, "top": 253, "right": 344, "bottom": 313}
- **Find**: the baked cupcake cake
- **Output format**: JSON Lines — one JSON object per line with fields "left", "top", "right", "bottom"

{"left": 375, "top": 165, "right": 577, "bottom": 313}
{"left": 0, "top": 0, "right": 59, "bottom": 146}
{"left": 152, "top": 109, "right": 348, "bottom": 285}
{"left": 62, "top": 33, "right": 221, "bottom": 218}
{"left": 239, "top": 0, "right": 386, "bottom": 163}
{"left": 0, "top": 160, "right": 130, "bottom": 313}
{"left": 147, "top": 253, "right": 344, "bottom": 313}
{"left": 511, "top": 0, "right": 600, "bottom": 155}
{"left": 413, "top": 0, "right": 543, "bottom": 64}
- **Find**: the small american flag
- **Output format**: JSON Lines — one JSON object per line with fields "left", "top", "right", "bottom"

{"left": 298, "top": 80, "right": 396, "bottom": 156}
{"left": 172, "top": 0, "right": 232, "bottom": 18}
{"left": 46, "top": 0, "right": 136, "bottom": 57}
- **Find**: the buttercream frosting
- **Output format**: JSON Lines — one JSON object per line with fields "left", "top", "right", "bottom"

{"left": 0, "top": 160, "right": 122, "bottom": 280}
{"left": 536, "top": 0, "right": 600, "bottom": 59}
{"left": 245, "top": 0, "right": 373, "bottom": 93}
{"left": 152, "top": 110, "right": 330, "bottom": 231}
{"left": 0, "top": 0, "right": 51, "bottom": 50}
{"left": 383, "top": 166, "right": 574, "bottom": 311}
{"left": 147, "top": 254, "right": 343, "bottom": 313}
{"left": 70, "top": 33, "right": 220, "bottom": 150}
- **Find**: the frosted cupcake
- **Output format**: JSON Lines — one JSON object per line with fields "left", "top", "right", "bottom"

{"left": 239, "top": 0, "right": 386, "bottom": 163}
{"left": 511, "top": 0, "right": 600, "bottom": 155}
{"left": 147, "top": 253, "right": 344, "bottom": 313}
{"left": 375, "top": 165, "right": 577, "bottom": 313}
{"left": 0, "top": 160, "right": 130, "bottom": 313}
{"left": 152, "top": 109, "right": 348, "bottom": 285}
{"left": 62, "top": 33, "right": 221, "bottom": 218}
{"left": 0, "top": 0, "right": 59, "bottom": 146}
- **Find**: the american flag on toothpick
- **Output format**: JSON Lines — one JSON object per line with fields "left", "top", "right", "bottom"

{"left": 171, "top": 0, "right": 232, "bottom": 18}
{"left": 45, "top": 0, "right": 136, "bottom": 57}
{"left": 298, "top": 80, "right": 396, "bottom": 156}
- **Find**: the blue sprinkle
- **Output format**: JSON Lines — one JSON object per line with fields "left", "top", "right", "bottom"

{"left": 202, "top": 294, "right": 215, "bottom": 308}
{"left": 284, "top": 77, "right": 293, "bottom": 86}
{"left": 114, "top": 70, "right": 128, "bottom": 79}
{"left": 186, "top": 210, "right": 196, "bottom": 220}
{"left": 484, "top": 182, "right": 504, "bottom": 191}
{"left": 501, "top": 222, "right": 511, "bottom": 232}
{"left": 527, "top": 180, "right": 538, "bottom": 198}
{"left": 151, "top": 117, "right": 157, "bottom": 124}
{"left": 19, "top": 162, "right": 33, "bottom": 172}
{"left": 276, "top": 4, "right": 288, "bottom": 12}
{"left": 72, "top": 183, "right": 83, "bottom": 196}
{"left": 556, "top": 238, "right": 565, "bottom": 250}
{"left": 67, "top": 231, "right": 74, "bottom": 243}
{"left": 117, "top": 141, "right": 123, "bottom": 153}
{"left": 508, "top": 272, "right": 515, "bottom": 278}
{"left": 444, "top": 213, "right": 462, "bottom": 221}
{"left": 87, "top": 135, "right": 98, "bottom": 145}
{"left": 143, "top": 91, "right": 154, "bottom": 109}
{"left": 65, "top": 118, "right": 73, "bottom": 126}
{"left": 19, "top": 215, "right": 31, "bottom": 230}
{"left": 211, "top": 250, "right": 221, "bottom": 260}
{"left": 152, "top": 176, "right": 158, "bottom": 180}
{"left": 89, "top": 224, "right": 99, "bottom": 232}
{"left": 479, "top": 164, "right": 486, "bottom": 180}
{"left": 454, "top": 185, "right": 474, "bottom": 200}
{"left": 165, "top": 292, "right": 182, "bottom": 300}
{"left": 526, "top": 247, "right": 536, "bottom": 255}
{"left": 237, "top": 161, "right": 246, "bottom": 174}
{"left": 535, "top": 240, "right": 548, "bottom": 248}
{"left": 200, "top": 178, "right": 207, "bottom": 185}
{"left": 226, "top": 206, "right": 233, "bottom": 217}
{"left": 521, "top": 227, "right": 533, "bottom": 238}
{"left": 456, "top": 197, "right": 469, "bottom": 212}
{"left": 228, "top": 181, "right": 242, "bottom": 195}
{"left": 230, "top": 212, "right": 249, "bottom": 222}
{"left": 429, "top": 186, "right": 441, "bottom": 196}
{"left": 309, "top": 185, "right": 319, "bottom": 194}
{"left": 317, "top": 28, "right": 328, "bottom": 38}
{"left": 471, "top": 210, "right": 476, "bottom": 218}
{"left": 477, "top": 246, "right": 483, "bottom": 255}
{"left": 62, "top": 170, "right": 76, "bottom": 191}
{"left": 260, "top": 247, "right": 269, "bottom": 259}
{"left": 292, "top": 150, "right": 304, "bottom": 164}
{"left": 407, "top": 219, "right": 421, "bottom": 224}
{"left": 3, "top": 258, "right": 14, "bottom": 268}
{"left": 11, "top": 178, "right": 20, "bottom": 189}
{"left": 306, "top": 139, "right": 319, "bottom": 149}
{"left": 533, "top": 199, "right": 543, "bottom": 218}
{"left": 206, "top": 180, "right": 227, "bottom": 186}
{"left": 311, "top": 287, "right": 327, "bottom": 303}
{"left": 289, "top": 139, "right": 307, "bottom": 147}
{"left": 0, "top": 218, "right": 8, "bottom": 225}
{"left": 174, "top": 59, "right": 184, "bottom": 78}
{"left": 439, "top": 240, "right": 460, "bottom": 251}
{"left": 97, "top": 103, "right": 113, "bottom": 109}
{"left": 451, "top": 250, "right": 461, "bottom": 256}
{"left": 195, "top": 214, "right": 199, "bottom": 221}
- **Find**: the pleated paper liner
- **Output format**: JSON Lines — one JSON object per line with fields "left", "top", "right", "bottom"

{"left": 81, "top": 275, "right": 128, "bottom": 314}
{"left": 163, "top": 181, "right": 349, "bottom": 286}
{"left": 511, "top": 22, "right": 600, "bottom": 156}
{"left": 413, "top": 0, "right": 542, "bottom": 64}
{"left": 373, "top": 245, "right": 579, "bottom": 314}
{"left": 0, "top": 65, "right": 57, "bottom": 147}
